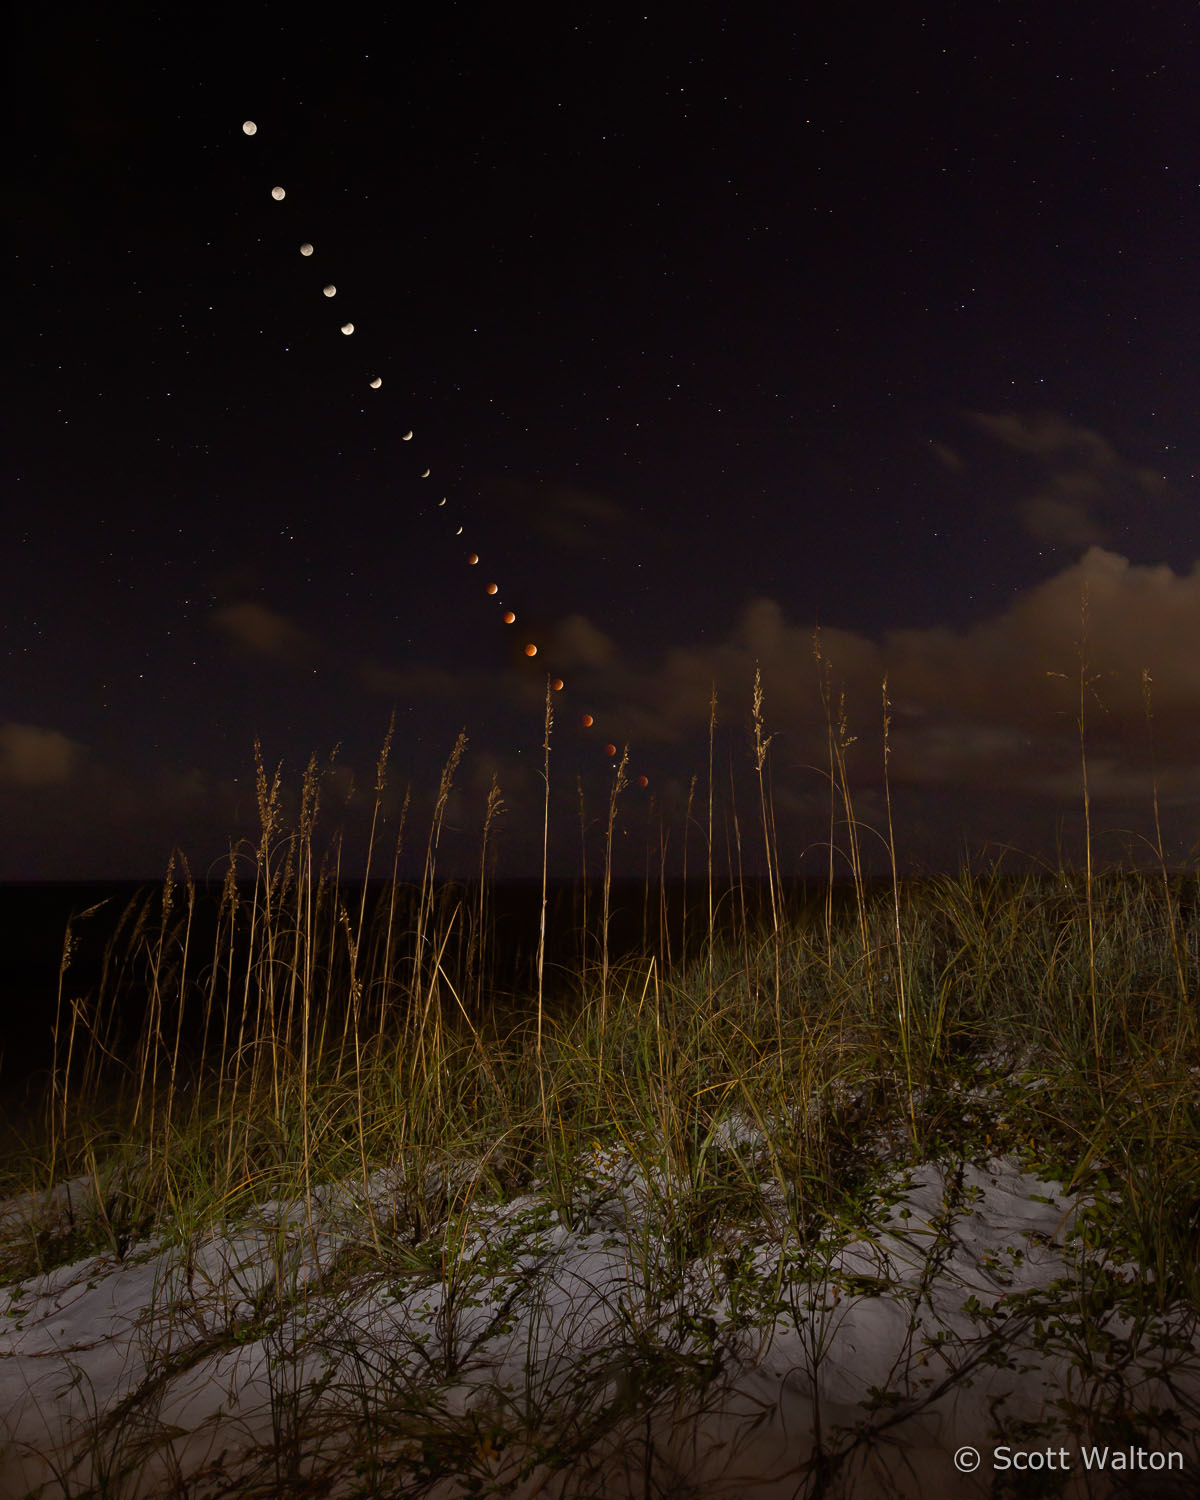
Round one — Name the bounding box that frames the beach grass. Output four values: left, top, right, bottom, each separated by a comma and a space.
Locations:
2, 671, 1199, 1497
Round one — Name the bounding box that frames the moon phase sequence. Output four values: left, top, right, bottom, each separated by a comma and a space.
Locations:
241, 120, 644, 786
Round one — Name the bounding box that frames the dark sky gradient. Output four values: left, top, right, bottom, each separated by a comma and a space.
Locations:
8, 4, 1199, 881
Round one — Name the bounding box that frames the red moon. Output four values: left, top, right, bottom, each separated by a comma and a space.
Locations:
525, 643, 537, 657
503, 610, 516, 624
581, 714, 594, 727
486, 582, 498, 595
604, 743, 616, 757
467, 553, 479, 565
637, 775, 649, 788
551, 677, 564, 691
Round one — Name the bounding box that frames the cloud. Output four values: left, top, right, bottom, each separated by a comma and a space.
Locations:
544, 547, 1200, 830
0, 744, 243, 880
928, 440, 964, 473
0, 722, 87, 787
861, 546, 1200, 801
971, 411, 1169, 550
9, 544, 1200, 881
971, 411, 1120, 465
536, 487, 627, 549
552, 614, 617, 670
895, 546, 1200, 719
343, 534, 1200, 842
211, 602, 320, 665
1016, 475, 1109, 548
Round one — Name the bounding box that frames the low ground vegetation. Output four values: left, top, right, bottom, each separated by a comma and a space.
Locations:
2, 690, 1198, 1496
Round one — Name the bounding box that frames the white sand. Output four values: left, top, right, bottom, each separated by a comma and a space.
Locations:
2, 1150, 1197, 1497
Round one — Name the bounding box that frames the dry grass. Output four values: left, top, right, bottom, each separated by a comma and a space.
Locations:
4, 658, 1199, 1495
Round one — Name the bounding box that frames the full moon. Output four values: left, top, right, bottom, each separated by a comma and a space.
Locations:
271, 186, 286, 201
242, 121, 257, 136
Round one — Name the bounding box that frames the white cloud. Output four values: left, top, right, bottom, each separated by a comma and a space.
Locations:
971, 410, 1169, 550
0, 722, 86, 787
211, 602, 319, 664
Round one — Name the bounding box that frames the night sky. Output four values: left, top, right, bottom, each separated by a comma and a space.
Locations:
8, 4, 1199, 882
